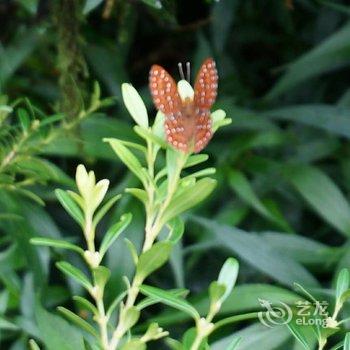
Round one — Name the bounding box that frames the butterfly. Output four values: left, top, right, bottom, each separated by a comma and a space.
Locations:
149, 58, 218, 153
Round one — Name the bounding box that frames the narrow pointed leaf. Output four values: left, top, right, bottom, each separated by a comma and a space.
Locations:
344, 333, 350, 350
285, 165, 350, 237
136, 242, 172, 281
140, 285, 200, 320
55, 189, 84, 226
336, 269, 349, 302
162, 178, 216, 224
121, 83, 148, 128
73, 296, 98, 315
30, 237, 84, 255
93, 194, 121, 227
56, 262, 92, 291
218, 258, 239, 303
57, 306, 98, 337
104, 138, 146, 183
100, 213, 132, 257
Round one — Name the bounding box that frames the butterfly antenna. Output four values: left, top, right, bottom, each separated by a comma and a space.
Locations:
178, 62, 185, 80
186, 61, 191, 82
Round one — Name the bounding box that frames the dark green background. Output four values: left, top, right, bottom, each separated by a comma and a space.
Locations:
1, 0, 350, 349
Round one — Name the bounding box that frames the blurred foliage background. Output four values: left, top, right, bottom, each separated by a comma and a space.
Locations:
3, 0, 350, 348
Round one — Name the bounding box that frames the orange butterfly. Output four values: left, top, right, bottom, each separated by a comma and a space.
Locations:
149, 58, 218, 153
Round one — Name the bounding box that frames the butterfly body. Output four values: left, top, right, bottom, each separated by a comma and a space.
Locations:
149, 58, 218, 153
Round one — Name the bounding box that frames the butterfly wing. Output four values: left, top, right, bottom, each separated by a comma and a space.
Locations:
193, 58, 218, 109
149, 65, 189, 152
194, 109, 212, 153
193, 58, 218, 153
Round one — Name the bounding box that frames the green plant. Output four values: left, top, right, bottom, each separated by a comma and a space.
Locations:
0, 83, 112, 205
30, 81, 252, 349
285, 269, 350, 350
5, 1, 350, 349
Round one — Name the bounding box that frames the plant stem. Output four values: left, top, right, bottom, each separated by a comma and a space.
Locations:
109, 150, 187, 349
190, 334, 203, 350
0, 121, 39, 172
84, 211, 109, 349
95, 288, 109, 349
143, 152, 187, 251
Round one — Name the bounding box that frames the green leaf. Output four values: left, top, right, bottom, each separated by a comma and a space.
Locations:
209, 281, 226, 305
30, 237, 84, 255
285, 165, 350, 237
40, 113, 64, 126
57, 306, 98, 337
134, 125, 167, 148
125, 188, 148, 204
184, 154, 209, 168
55, 189, 84, 227
162, 178, 217, 224
104, 138, 146, 184
120, 306, 140, 332
262, 232, 334, 265
182, 328, 199, 350
56, 261, 92, 291
211, 0, 238, 54
93, 266, 110, 291
152, 284, 304, 327
137, 288, 188, 310
212, 323, 291, 350
0, 28, 42, 87
193, 217, 318, 287
18, 108, 30, 131
263, 104, 350, 140
185, 168, 216, 180
140, 284, 200, 320
152, 110, 165, 138
336, 269, 349, 302
217, 258, 239, 303
229, 170, 291, 232
36, 305, 85, 350
93, 194, 121, 228
167, 217, 185, 243
227, 337, 242, 350
83, 0, 104, 15
106, 291, 127, 319
124, 238, 139, 265
118, 140, 147, 153
212, 109, 231, 132
344, 333, 350, 350
29, 339, 41, 350
99, 213, 132, 257
0, 316, 19, 330
165, 338, 182, 350
16, 188, 45, 205
121, 339, 146, 350
121, 83, 148, 128
340, 289, 350, 305
166, 148, 183, 186
136, 242, 172, 282
140, 0, 162, 9
73, 296, 98, 315
265, 22, 350, 100
287, 321, 311, 350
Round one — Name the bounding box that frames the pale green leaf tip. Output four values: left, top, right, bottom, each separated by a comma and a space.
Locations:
177, 80, 194, 101
121, 83, 149, 128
